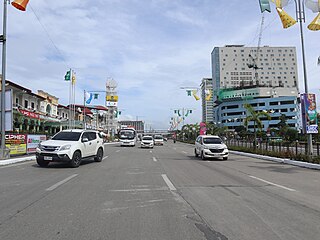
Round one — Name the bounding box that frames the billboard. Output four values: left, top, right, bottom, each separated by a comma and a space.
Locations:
106, 95, 118, 102
27, 135, 46, 153
5, 134, 27, 155
301, 93, 318, 134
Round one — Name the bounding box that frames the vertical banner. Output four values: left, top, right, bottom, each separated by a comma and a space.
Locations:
301, 93, 318, 134
199, 122, 207, 135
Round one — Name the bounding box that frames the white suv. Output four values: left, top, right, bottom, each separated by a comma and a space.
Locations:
195, 135, 228, 160
36, 129, 104, 168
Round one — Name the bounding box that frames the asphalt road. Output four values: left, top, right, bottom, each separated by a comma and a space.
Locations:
0, 141, 320, 240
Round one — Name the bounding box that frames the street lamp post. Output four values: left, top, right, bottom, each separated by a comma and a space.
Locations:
0, 0, 29, 159
293, 0, 313, 156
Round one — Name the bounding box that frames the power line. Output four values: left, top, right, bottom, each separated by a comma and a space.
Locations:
29, 5, 70, 68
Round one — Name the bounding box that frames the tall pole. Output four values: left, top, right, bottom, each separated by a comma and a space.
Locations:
83, 90, 86, 129
296, 0, 313, 156
0, 0, 8, 159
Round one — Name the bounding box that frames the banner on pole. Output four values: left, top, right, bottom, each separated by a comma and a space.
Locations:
301, 93, 318, 134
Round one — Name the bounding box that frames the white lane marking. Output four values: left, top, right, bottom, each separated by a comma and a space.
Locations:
46, 174, 78, 191
150, 150, 153, 153
103, 155, 109, 160
249, 175, 296, 192
153, 157, 157, 162
116, 150, 120, 153
161, 174, 177, 191
182, 151, 188, 154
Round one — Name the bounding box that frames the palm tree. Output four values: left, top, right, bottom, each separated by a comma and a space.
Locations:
244, 104, 271, 148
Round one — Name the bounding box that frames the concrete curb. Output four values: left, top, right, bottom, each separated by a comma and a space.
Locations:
0, 155, 36, 166
230, 150, 320, 170
0, 142, 120, 166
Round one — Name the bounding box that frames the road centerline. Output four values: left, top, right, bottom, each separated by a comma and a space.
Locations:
46, 174, 78, 191
161, 174, 177, 191
153, 157, 157, 162
249, 175, 296, 192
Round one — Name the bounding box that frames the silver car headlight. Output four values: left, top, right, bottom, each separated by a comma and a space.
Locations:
60, 145, 71, 151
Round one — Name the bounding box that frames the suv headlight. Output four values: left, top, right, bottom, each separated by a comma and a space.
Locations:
37, 143, 44, 151
60, 145, 71, 151
203, 145, 209, 149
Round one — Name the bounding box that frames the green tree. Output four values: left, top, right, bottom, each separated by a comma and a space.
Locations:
244, 104, 271, 148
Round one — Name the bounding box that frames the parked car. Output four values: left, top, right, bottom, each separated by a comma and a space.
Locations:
141, 136, 154, 148
153, 135, 164, 145
194, 135, 228, 160
36, 129, 104, 168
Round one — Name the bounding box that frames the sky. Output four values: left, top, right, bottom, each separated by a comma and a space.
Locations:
2, 0, 320, 129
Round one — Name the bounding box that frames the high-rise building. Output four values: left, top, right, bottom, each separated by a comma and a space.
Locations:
211, 45, 300, 131
200, 78, 214, 123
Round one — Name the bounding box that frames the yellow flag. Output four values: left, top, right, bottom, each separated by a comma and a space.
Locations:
72, 72, 76, 85
192, 90, 200, 101
205, 90, 212, 101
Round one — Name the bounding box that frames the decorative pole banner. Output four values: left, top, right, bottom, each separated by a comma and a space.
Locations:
192, 90, 200, 100
271, 0, 289, 8
205, 89, 212, 101
259, 0, 271, 13
64, 70, 71, 81
305, 0, 320, 13
276, 7, 297, 29
186, 90, 192, 96
301, 93, 318, 134
199, 122, 206, 135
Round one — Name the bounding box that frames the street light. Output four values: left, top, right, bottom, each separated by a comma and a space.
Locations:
0, 0, 29, 159
260, 0, 320, 156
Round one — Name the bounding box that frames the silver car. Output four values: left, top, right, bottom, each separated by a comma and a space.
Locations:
194, 135, 228, 160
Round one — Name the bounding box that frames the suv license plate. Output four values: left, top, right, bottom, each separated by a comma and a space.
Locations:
44, 156, 52, 161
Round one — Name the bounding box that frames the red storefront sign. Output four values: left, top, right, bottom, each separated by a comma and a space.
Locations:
18, 109, 40, 119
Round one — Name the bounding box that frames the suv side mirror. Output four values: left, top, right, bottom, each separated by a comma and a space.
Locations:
82, 137, 89, 143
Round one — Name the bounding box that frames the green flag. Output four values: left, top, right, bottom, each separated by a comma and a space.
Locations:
94, 93, 99, 99
64, 70, 71, 81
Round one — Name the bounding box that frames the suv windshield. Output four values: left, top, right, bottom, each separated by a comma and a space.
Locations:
143, 137, 153, 141
52, 132, 81, 141
154, 136, 163, 139
203, 138, 222, 144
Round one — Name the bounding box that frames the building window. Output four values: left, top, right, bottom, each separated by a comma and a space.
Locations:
31, 102, 35, 109
15, 98, 19, 105
24, 100, 28, 108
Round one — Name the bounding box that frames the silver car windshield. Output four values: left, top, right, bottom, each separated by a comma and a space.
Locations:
203, 138, 222, 144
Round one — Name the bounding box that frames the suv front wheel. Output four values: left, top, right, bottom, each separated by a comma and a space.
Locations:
94, 148, 103, 162
70, 151, 82, 168
37, 158, 49, 167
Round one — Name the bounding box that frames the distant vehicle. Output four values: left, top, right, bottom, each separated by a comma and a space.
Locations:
118, 127, 136, 146
154, 135, 164, 145
194, 135, 228, 160
141, 136, 154, 148
36, 129, 104, 168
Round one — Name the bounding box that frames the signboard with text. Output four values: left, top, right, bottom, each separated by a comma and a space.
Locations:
5, 134, 27, 155
27, 135, 46, 153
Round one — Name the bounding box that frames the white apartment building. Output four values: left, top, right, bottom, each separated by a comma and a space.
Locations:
210, 45, 300, 131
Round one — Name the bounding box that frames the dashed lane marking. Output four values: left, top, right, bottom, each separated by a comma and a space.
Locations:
46, 174, 78, 191
161, 174, 177, 191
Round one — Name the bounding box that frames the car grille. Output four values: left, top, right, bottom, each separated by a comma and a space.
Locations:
209, 149, 224, 153
42, 146, 60, 152
143, 142, 150, 144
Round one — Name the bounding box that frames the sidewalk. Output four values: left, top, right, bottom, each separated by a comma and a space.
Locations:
0, 142, 120, 166
0, 155, 36, 166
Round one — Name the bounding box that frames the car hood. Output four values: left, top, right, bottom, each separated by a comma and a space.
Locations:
41, 140, 77, 147
204, 143, 227, 149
